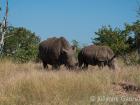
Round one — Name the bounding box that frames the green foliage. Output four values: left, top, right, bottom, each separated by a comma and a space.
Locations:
124, 51, 140, 65
92, 25, 130, 55
3, 26, 40, 63
125, 20, 140, 49
71, 40, 81, 57
125, 21, 140, 64
125, 20, 140, 32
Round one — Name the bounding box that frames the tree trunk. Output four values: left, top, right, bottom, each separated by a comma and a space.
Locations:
0, 19, 6, 54
0, 0, 8, 54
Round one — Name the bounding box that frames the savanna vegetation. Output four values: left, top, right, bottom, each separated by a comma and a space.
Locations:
0, 0, 140, 105
1, 10, 140, 64
0, 60, 140, 105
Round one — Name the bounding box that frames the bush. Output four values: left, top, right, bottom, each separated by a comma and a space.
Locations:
92, 25, 130, 55
122, 51, 140, 65
3, 26, 40, 63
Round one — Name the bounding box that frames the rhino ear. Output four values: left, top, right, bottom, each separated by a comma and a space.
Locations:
62, 48, 69, 53
71, 46, 76, 52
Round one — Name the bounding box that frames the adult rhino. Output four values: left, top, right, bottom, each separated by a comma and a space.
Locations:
78, 45, 116, 70
38, 37, 77, 69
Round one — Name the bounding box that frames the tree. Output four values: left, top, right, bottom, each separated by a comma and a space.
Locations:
0, 0, 8, 55
92, 25, 130, 55
3, 26, 40, 63
125, 21, 140, 57
71, 40, 81, 57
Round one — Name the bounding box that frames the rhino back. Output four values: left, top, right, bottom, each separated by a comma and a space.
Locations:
80, 45, 114, 61
94, 46, 114, 61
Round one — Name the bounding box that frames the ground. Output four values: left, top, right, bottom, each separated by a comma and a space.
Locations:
0, 59, 140, 105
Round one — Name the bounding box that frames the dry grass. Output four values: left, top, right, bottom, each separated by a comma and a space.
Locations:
0, 59, 140, 105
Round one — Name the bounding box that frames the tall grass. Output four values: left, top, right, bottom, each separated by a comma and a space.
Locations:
0, 60, 140, 105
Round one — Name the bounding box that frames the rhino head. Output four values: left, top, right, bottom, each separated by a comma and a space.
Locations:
63, 46, 77, 69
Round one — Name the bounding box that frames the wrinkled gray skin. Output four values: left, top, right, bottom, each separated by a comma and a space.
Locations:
78, 45, 116, 70
38, 37, 77, 69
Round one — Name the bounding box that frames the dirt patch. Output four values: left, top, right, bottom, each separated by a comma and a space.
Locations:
112, 82, 140, 99
118, 82, 140, 92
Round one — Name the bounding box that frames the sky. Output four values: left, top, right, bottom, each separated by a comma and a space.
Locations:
2, 0, 139, 45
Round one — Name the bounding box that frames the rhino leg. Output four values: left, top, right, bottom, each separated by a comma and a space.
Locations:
78, 61, 83, 69
78, 55, 84, 69
42, 61, 48, 69
52, 64, 60, 70
98, 61, 104, 69
82, 63, 88, 69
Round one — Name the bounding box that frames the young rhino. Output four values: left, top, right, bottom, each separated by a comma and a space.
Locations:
78, 45, 116, 70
